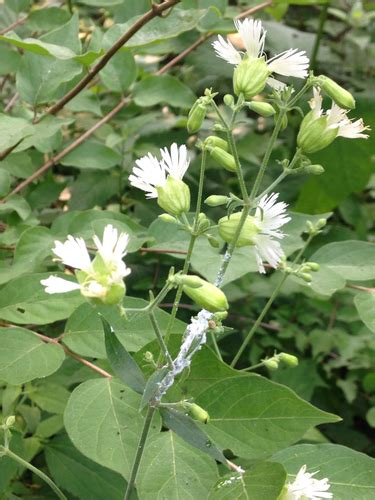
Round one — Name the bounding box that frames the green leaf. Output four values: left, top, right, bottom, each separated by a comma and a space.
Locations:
140, 367, 170, 409
27, 7, 71, 31
161, 407, 226, 464
35, 415, 64, 438
103, 7, 207, 49
311, 241, 375, 281
64, 378, 161, 477
60, 140, 121, 169
0, 45, 21, 75
272, 443, 375, 499
100, 51, 137, 92
0, 327, 65, 384
102, 316, 146, 394
354, 293, 375, 332
0, 194, 31, 220
0, 170, 11, 197
195, 376, 340, 459
133, 75, 196, 109
46, 435, 127, 500
209, 462, 287, 500
0, 114, 33, 151
137, 431, 219, 499
0, 272, 84, 324
64, 298, 185, 358
30, 383, 70, 414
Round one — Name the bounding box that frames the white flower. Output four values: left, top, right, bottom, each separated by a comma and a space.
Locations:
129, 143, 190, 199
310, 87, 370, 139
212, 18, 309, 89
252, 193, 291, 273
285, 464, 333, 499
41, 224, 131, 301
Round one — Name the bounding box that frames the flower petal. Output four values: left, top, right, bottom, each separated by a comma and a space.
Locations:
267, 48, 309, 78
129, 152, 167, 198
212, 35, 242, 65
52, 236, 92, 271
41, 276, 81, 294
160, 143, 190, 180
234, 18, 266, 59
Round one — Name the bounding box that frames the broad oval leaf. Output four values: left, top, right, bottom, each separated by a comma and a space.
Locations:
195, 376, 340, 459
0, 327, 65, 384
133, 75, 196, 109
64, 378, 161, 478
272, 443, 375, 499
354, 293, 375, 332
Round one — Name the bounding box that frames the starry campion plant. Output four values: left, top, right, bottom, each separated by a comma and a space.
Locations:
3, 12, 371, 500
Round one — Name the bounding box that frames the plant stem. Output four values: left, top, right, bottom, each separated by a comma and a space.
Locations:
226, 128, 249, 202
149, 311, 174, 368
310, 1, 330, 72
240, 361, 265, 371
210, 330, 223, 360
0, 446, 67, 499
163, 148, 208, 348
230, 233, 315, 368
249, 108, 287, 202
123, 406, 155, 500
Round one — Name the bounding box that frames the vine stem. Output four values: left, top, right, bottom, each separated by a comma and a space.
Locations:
0, 446, 67, 499
230, 233, 315, 368
310, 1, 330, 72
149, 310, 174, 368
123, 406, 155, 500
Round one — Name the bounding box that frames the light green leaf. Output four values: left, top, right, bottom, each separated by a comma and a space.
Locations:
0, 195, 31, 220
64, 298, 186, 358
137, 431, 219, 499
209, 462, 287, 500
354, 293, 375, 332
46, 435, 127, 500
272, 443, 375, 499
311, 241, 375, 281
0, 327, 65, 384
103, 8, 207, 49
0, 272, 85, 324
35, 415, 64, 438
0, 114, 33, 151
30, 383, 70, 414
133, 75, 196, 109
64, 378, 161, 477
100, 51, 137, 92
60, 140, 121, 169
195, 376, 340, 459
0, 170, 11, 197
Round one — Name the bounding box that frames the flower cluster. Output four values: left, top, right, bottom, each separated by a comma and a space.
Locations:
213, 18, 309, 91
282, 464, 333, 500
41, 224, 130, 305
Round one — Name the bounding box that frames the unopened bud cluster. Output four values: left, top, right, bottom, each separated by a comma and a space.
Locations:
263, 352, 299, 370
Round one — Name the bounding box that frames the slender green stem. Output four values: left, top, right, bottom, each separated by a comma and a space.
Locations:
289, 80, 313, 108
163, 148, 208, 349
249, 108, 287, 202
210, 100, 229, 129
149, 310, 174, 368
210, 330, 223, 360
230, 233, 315, 368
123, 407, 155, 500
240, 361, 265, 372
0, 446, 67, 499
310, 1, 330, 72
226, 129, 249, 202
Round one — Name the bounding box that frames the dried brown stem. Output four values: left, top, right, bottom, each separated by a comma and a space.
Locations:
0, 16, 28, 35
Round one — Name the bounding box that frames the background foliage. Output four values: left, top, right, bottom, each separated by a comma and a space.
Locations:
0, 0, 374, 498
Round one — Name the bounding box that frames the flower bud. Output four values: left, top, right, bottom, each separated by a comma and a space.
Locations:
205, 195, 229, 207
263, 358, 279, 370
300, 273, 312, 283
173, 274, 203, 288
304, 164, 325, 175
218, 212, 259, 248
197, 213, 211, 232
157, 176, 190, 216
158, 213, 178, 224
207, 234, 220, 248
204, 136, 229, 151
248, 101, 276, 117
223, 94, 235, 107
316, 218, 327, 229
144, 351, 154, 363
320, 76, 355, 109
187, 103, 206, 133
279, 352, 299, 367
297, 112, 338, 154
183, 277, 228, 312
214, 311, 228, 321
233, 57, 270, 99
210, 147, 237, 172
5, 416, 16, 428
182, 402, 210, 424
305, 262, 320, 272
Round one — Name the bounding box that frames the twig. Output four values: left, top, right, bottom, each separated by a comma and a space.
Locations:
3, 97, 129, 199
4, 92, 19, 113
45, 0, 180, 116
33, 331, 112, 378
140, 247, 188, 255
0, 16, 28, 35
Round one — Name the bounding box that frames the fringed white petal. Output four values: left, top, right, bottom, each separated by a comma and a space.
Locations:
160, 143, 190, 180
212, 35, 242, 65
40, 276, 81, 294
52, 236, 92, 271
255, 193, 291, 234
253, 235, 284, 274
286, 464, 333, 499
267, 48, 309, 78
234, 18, 266, 59
266, 77, 287, 91
129, 152, 167, 198
337, 117, 370, 139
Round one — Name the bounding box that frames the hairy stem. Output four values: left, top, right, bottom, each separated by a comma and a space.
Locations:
150, 310, 174, 368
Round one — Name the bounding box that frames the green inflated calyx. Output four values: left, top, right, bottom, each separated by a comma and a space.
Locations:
297, 112, 338, 154
233, 57, 270, 99
219, 211, 260, 248
182, 277, 228, 312
320, 75, 355, 109
209, 147, 237, 172
157, 176, 190, 216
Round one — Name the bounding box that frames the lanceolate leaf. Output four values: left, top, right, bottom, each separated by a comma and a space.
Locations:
102, 316, 146, 394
